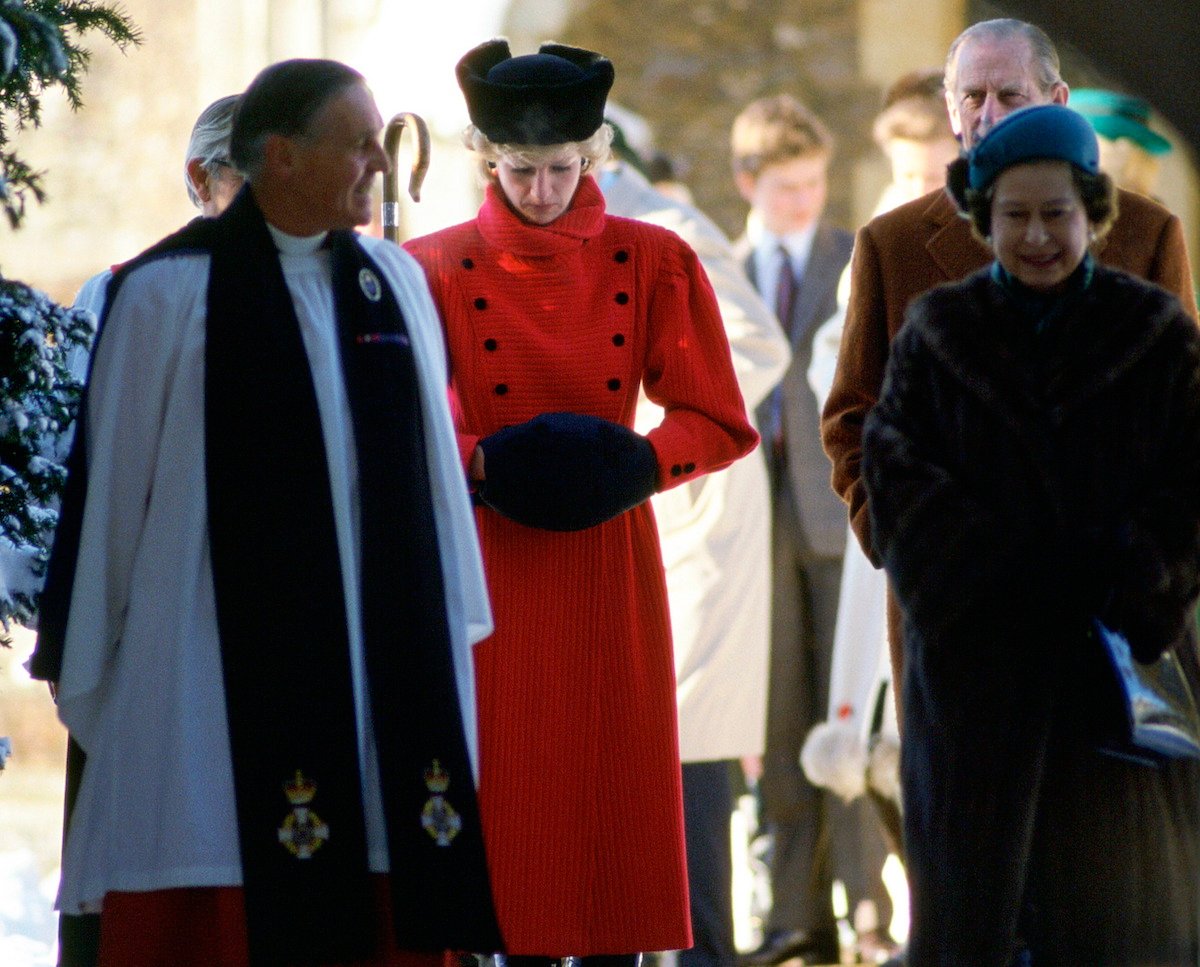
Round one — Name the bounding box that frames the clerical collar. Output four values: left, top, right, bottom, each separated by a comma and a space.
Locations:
266, 222, 328, 256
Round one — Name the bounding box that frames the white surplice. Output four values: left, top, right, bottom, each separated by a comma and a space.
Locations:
53, 230, 492, 914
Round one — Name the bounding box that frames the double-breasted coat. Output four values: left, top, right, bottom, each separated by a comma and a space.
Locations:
863, 264, 1200, 966
405, 175, 758, 955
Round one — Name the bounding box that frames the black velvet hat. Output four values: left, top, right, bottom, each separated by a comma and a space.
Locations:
456, 39, 615, 145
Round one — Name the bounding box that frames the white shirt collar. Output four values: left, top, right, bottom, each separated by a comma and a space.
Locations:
747, 216, 819, 281
746, 215, 820, 311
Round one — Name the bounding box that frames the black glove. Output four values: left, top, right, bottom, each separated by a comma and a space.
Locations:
477, 412, 658, 531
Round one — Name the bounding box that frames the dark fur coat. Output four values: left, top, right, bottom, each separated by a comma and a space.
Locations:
863, 263, 1200, 966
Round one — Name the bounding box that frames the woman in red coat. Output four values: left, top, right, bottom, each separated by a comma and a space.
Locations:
405, 39, 758, 967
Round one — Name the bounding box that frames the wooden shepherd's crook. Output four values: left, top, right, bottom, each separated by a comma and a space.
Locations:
382, 112, 431, 243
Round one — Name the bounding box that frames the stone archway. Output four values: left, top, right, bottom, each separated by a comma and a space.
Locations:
992, 0, 1200, 158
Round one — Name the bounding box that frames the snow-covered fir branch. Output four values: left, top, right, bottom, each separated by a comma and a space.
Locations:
0, 276, 94, 640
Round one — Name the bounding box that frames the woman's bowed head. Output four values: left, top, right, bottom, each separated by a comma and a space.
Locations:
947, 103, 1118, 293
457, 38, 615, 225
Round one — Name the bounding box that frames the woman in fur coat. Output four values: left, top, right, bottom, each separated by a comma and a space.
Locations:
405, 40, 757, 967
862, 104, 1200, 966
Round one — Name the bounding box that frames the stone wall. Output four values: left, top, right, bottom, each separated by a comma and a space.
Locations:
543, 0, 881, 240
0, 0, 511, 302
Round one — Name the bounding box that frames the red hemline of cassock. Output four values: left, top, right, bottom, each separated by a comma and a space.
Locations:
94, 875, 455, 967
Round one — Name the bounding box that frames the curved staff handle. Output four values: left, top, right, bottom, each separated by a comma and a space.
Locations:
382, 112, 431, 243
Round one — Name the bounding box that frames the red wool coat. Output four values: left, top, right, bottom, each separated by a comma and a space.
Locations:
405, 176, 757, 955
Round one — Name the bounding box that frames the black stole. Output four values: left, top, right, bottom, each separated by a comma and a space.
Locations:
326, 230, 503, 955
35, 188, 501, 964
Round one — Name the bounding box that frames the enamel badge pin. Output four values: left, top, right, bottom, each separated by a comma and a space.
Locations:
277, 770, 330, 859
420, 759, 462, 846
359, 267, 382, 302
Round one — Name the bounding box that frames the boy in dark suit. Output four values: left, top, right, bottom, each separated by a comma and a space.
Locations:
731, 94, 892, 966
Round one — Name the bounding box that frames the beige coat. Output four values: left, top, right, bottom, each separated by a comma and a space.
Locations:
606, 162, 791, 762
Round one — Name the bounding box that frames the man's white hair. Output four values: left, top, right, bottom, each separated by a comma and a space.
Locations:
184, 94, 240, 208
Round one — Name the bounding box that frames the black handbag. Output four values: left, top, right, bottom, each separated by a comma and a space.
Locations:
1093, 617, 1200, 764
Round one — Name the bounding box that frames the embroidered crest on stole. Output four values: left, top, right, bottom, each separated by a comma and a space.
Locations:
420, 759, 462, 846
277, 770, 331, 859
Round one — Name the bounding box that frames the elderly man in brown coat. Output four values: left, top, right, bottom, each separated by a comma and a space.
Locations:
822, 17, 1197, 707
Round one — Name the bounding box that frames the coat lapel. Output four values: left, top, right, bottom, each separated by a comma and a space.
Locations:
738, 245, 757, 297
788, 224, 841, 346
736, 226, 845, 348
923, 190, 991, 282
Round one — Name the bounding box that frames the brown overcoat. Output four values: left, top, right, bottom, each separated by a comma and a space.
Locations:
822, 186, 1197, 694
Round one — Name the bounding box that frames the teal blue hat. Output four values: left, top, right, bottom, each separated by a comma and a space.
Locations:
968, 104, 1100, 190
1070, 88, 1172, 155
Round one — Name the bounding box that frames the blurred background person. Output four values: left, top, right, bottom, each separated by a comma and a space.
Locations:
605, 103, 698, 207
809, 67, 959, 424
405, 40, 758, 967
870, 69, 963, 216
73, 94, 244, 318
1070, 87, 1173, 198
601, 105, 791, 967
729, 93, 890, 967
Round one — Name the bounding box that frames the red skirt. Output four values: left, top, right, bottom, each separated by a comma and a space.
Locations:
96, 876, 452, 967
